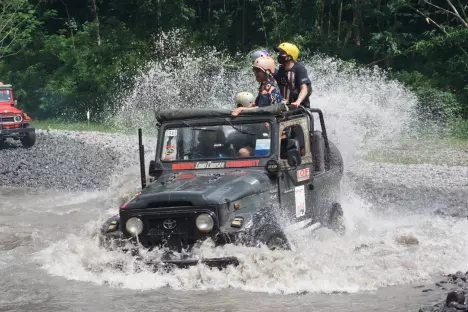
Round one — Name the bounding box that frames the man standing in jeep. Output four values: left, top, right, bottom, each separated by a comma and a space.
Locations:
273, 42, 312, 109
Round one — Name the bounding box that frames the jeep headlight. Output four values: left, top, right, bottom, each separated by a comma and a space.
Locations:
14, 115, 22, 122
126, 217, 143, 235
196, 214, 214, 233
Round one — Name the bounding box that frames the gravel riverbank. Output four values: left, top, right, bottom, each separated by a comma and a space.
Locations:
0, 130, 154, 191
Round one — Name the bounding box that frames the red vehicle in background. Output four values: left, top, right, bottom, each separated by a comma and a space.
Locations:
0, 82, 36, 148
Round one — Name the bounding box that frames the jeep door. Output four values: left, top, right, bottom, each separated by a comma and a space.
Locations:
277, 117, 317, 222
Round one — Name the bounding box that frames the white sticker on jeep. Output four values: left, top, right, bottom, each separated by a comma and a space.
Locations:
166, 129, 177, 137
295, 185, 306, 218
255, 139, 270, 156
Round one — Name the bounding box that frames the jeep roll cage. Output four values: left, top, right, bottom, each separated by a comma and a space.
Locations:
138, 104, 331, 189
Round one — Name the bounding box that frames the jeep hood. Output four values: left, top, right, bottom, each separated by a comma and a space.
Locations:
124, 169, 274, 209
0, 104, 22, 114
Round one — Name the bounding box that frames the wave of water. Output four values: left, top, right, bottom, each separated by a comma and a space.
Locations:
35, 33, 468, 294
35, 190, 468, 294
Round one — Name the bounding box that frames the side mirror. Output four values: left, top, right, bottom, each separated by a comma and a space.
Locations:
13, 100, 17, 107
149, 160, 163, 179
286, 139, 301, 167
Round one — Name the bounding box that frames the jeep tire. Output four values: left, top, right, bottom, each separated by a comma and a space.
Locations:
20, 124, 36, 148
329, 202, 345, 235
328, 141, 344, 174
256, 225, 290, 251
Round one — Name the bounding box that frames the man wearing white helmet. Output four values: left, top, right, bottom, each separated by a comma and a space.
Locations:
232, 56, 282, 116
234, 91, 256, 108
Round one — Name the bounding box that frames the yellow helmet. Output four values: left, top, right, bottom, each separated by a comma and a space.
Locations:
274, 42, 299, 61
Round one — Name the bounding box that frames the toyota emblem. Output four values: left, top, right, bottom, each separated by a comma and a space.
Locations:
163, 219, 177, 230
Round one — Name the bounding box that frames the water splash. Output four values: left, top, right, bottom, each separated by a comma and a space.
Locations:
35, 33, 468, 294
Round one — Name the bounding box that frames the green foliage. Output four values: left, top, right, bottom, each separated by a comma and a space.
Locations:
0, 0, 41, 58
0, 0, 466, 122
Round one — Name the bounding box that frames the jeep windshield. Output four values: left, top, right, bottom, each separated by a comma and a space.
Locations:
161, 121, 272, 161
0, 90, 11, 102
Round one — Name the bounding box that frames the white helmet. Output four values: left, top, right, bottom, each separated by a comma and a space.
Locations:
250, 50, 270, 62
235, 91, 255, 107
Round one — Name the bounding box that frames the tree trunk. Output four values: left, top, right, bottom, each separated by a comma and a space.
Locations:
61, 0, 75, 50
242, 0, 245, 44
337, 0, 343, 45
352, 0, 361, 46
328, 0, 332, 39
208, 0, 212, 43
91, 0, 101, 46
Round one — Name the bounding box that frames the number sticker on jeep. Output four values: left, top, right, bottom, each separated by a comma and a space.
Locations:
166, 129, 177, 137
295, 185, 306, 218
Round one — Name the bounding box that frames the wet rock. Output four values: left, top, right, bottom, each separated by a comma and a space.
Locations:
395, 234, 419, 245
419, 272, 468, 311
447, 302, 467, 310
446, 291, 465, 306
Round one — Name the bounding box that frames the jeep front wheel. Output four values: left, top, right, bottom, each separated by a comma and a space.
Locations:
20, 124, 36, 148
256, 225, 290, 251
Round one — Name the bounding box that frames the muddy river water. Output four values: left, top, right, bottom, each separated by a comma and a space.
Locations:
1, 179, 465, 312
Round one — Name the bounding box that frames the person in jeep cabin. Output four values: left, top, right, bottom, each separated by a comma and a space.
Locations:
231, 56, 282, 117
273, 42, 312, 109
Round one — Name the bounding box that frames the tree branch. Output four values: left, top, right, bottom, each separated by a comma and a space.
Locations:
455, 0, 467, 20
446, 0, 468, 27
409, 5, 468, 54
423, 0, 458, 18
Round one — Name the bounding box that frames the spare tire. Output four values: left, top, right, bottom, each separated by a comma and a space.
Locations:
328, 141, 343, 174
312, 130, 325, 173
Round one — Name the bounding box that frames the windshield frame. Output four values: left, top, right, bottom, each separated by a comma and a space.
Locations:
0, 89, 12, 102
156, 116, 277, 164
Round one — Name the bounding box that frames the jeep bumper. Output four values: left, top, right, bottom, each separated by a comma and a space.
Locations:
0, 127, 35, 138
146, 256, 240, 269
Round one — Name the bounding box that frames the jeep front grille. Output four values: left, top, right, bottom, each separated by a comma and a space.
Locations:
0, 116, 14, 123
147, 217, 191, 236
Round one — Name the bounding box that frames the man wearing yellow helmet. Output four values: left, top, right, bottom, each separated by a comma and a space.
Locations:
273, 42, 312, 108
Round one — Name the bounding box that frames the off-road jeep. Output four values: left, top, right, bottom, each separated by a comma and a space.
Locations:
100, 104, 344, 268
0, 82, 36, 148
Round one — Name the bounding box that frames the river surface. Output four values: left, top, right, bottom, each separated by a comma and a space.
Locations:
1, 182, 464, 312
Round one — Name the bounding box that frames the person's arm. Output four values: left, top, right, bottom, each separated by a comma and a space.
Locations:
231, 106, 256, 116
290, 65, 311, 108
290, 84, 308, 108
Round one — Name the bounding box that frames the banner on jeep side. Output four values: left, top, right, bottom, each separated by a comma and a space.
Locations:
171, 160, 260, 170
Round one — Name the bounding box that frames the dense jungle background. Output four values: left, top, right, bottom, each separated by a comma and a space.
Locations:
1, 0, 467, 127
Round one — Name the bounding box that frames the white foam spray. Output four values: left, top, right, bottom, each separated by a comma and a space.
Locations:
36, 32, 468, 294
